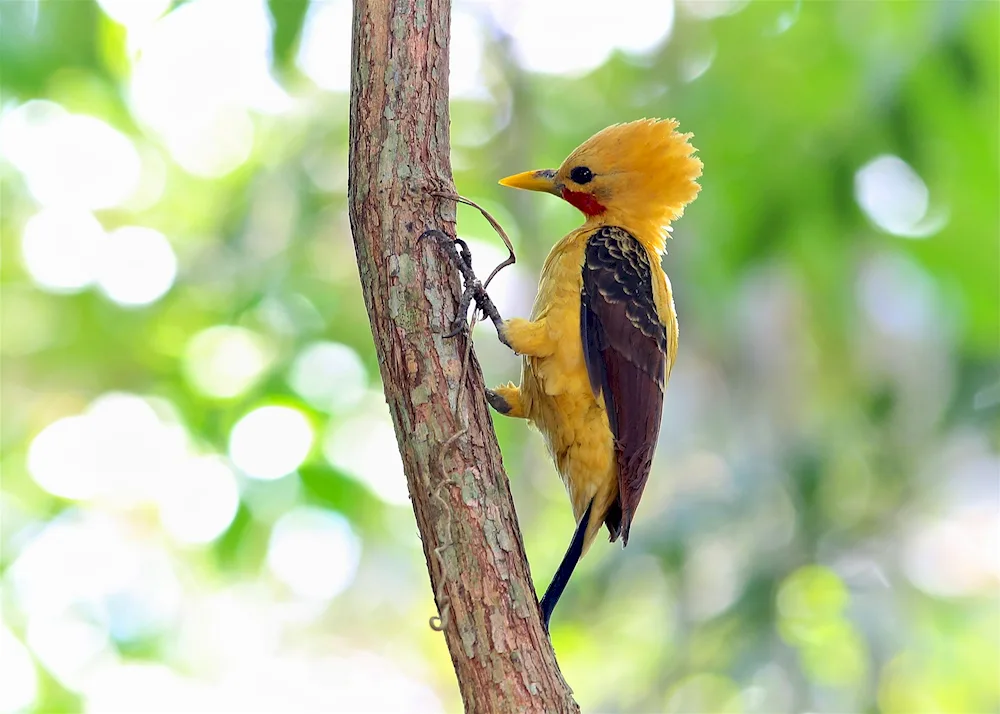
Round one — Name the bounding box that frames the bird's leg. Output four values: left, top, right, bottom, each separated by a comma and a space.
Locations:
539, 499, 594, 632
419, 229, 510, 348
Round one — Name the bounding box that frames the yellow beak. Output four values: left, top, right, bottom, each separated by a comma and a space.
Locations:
498, 169, 560, 195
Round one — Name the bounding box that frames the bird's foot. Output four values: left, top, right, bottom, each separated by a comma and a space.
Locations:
485, 388, 512, 415
419, 229, 510, 347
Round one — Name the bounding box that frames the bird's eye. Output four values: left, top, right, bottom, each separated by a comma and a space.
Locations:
570, 166, 594, 185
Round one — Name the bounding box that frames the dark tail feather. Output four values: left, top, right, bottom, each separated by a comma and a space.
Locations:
539, 499, 594, 631
604, 496, 622, 542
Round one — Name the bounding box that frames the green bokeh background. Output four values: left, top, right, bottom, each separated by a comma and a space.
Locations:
2, 1, 998, 712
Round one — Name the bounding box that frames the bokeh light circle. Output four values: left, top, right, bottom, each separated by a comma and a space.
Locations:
229, 406, 314, 480
159, 456, 241, 545
266, 507, 361, 601
0, 101, 140, 209
96, 226, 177, 307
183, 326, 272, 399
21, 208, 104, 293
288, 341, 367, 413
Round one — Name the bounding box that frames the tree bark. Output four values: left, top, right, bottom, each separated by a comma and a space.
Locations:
348, 1, 578, 712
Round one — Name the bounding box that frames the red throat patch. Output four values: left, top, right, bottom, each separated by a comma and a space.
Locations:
561, 187, 606, 217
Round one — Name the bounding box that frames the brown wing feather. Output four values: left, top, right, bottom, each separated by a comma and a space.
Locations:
581, 226, 667, 545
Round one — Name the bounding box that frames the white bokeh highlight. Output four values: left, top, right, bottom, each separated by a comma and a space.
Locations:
489, 0, 675, 75
129, 0, 289, 177
855, 154, 947, 238
158, 456, 241, 546
21, 212, 176, 306
298, 0, 675, 91
27, 415, 103, 500
24, 392, 241, 545
0, 100, 140, 209
903, 447, 1000, 599
25, 613, 116, 692
96, 0, 172, 31
266, 507, 361, 601
96, 226, 177, 307
20, 208, 105, 293
229, 406, 314, 480
904, 514, 1000, 598
288, 341, 368, 413
183, 325, 272, 399
9, 510, 182, 689
27, 393, 187, 504
450, 8, 488, 98
80, 652, 441, 713
323, 410, 410, 506
297, 0, 352, 93
0, 627, 38, 714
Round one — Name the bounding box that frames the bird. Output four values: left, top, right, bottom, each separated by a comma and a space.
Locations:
429, 118, 702, 630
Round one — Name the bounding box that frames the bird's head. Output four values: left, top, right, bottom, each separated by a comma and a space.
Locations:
499, 118, 702, 254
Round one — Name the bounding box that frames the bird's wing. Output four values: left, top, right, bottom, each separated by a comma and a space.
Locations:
580, 226, 667, 545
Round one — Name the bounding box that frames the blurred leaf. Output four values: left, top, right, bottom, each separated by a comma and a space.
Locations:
267, 0, 309, 73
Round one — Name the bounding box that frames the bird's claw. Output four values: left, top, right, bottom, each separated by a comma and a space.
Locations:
419, 229, 510, 347
485, 388, 512, 415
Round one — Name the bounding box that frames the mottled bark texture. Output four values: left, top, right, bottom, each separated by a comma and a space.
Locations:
347, 1, 578, 712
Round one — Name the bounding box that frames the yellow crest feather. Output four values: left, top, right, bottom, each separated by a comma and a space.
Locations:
560, 118, 703, 253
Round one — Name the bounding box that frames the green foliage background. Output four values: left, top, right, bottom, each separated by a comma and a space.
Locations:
1, 1, 998, 712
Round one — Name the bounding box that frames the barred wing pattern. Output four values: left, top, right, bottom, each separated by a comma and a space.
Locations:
580, 226, 667, 545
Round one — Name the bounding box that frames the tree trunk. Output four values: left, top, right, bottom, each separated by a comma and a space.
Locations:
347, 1, 579, 712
